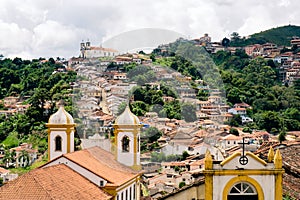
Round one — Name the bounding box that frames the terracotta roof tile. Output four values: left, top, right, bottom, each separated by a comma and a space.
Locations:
255, 142, 300, 199
0, 164, 112, 200
63, 146, 140, 187
0, 167, 10, 174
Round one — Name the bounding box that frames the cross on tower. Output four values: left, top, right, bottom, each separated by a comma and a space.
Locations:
238, 137, 249, 165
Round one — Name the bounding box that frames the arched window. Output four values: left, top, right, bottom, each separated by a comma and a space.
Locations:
122, 136, 130, 152
55, 136, 62, 151
228, 182, 258, 200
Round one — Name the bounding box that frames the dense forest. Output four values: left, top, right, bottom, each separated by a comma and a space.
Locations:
0, 57, 76, 152
229, 25, 300, 47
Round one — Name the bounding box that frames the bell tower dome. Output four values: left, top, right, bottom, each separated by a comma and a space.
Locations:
46, 101, 76, 161
113, 106, 142, 170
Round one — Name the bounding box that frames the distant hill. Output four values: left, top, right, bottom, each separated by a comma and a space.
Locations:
230, 25, 300, 47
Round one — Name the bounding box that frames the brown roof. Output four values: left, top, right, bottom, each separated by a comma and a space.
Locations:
162, 162, 186, 167
222, 134, 242, 141
0, 167, 10, 174
256, 142, 300, 199
63, 147, 140, 187
0, 164, 112, 200
190, 159, 205, 166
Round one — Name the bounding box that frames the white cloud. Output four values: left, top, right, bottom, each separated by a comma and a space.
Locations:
0, 20, 32, 55
1, 0, 300, 59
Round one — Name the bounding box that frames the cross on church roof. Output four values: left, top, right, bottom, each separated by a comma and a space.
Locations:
238, 137, 249, 165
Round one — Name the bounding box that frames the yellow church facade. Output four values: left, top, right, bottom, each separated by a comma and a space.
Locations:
204, 147, 284, 200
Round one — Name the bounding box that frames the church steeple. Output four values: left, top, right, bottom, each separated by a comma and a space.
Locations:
46, 101, 76, 161
113, 106, 142, 170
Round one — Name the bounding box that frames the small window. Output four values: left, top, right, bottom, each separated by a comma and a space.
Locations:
100, 180, 104, 187
55, 136, 62, 151
227, 141, 230, 144
122, 136, 130, 152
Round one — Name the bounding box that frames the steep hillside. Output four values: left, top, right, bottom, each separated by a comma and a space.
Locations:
230, 25, 300, 47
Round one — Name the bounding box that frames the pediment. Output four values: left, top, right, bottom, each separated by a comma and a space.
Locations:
220, 152, 267, 169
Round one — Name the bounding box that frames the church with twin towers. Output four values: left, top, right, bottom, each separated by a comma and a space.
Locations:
1, 101, 284, 200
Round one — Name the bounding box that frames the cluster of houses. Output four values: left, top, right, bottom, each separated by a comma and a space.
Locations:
0, 96, 30, 117
242, 37, 300, 85
0, 143, 38, 183
1, 38, 300, 198
193, 34, 300, 85
69, 46, 289, 198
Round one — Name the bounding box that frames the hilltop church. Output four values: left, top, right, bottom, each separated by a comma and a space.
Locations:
1, 103, 142, 200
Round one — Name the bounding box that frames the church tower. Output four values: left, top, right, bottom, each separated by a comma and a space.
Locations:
113, 106, 142, 170
46, 101, 76, 161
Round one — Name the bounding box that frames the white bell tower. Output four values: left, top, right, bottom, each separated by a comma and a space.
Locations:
113, 106, 142, 170
46, 101, 76, 161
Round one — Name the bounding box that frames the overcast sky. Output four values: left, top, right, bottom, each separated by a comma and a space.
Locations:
0, 0, 299, 59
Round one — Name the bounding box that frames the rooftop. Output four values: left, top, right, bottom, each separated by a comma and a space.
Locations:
0, 164, 112, 200
63, 146, 140, 187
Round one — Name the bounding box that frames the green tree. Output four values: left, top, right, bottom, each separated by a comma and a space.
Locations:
181, 151, 190, 160
141, 127, 162, 143
181, 103, 197, 122
221, 37, 230, 48
131, 101, 148, 116
197, 89, 209, 101
229, 128, 239, 136
254, 111, 281, 132
229, 114, 242, 127
179, 181, 186, 188
278, 131, 286, 143
117, 102, 127, 116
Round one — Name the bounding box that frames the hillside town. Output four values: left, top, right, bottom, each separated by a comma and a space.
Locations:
1, 32, 300, 200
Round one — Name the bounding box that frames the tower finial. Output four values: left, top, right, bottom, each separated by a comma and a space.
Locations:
205, 150, 213, 170
274, 149, 282, 169
267, 146, 275, 162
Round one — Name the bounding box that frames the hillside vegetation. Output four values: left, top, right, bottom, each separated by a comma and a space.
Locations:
0, 58, 76, 152
230, 25, 300, 46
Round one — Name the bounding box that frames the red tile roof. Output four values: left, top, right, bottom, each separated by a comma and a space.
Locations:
0, 167, 10, 174
0, 164, 112, 200
63, 146, 140, 187
255, 142, 300, 199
